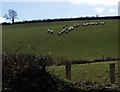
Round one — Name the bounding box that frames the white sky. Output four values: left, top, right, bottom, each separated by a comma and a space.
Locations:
69, 0, 119, 6
2, 0, 119, 5
0, 0, 119, 23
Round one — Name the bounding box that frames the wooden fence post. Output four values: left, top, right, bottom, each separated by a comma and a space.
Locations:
65, 63, 71, 80
109, 63, 115, 84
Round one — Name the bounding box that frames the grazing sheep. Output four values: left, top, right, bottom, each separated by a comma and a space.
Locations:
101, 22, 105, 25
66, 30, 69, 34
58, 32, 61, 35
68, 27, 71, 31
65, 27, 68, 31
83, 23, 87, 26
95, 22, 98, 25
71, 26, 74, 30
61, 30, 64, 33
85, 23, 89, 26
90, 22, 93, 25
68, 26, 74, 31
50, 30, 53, 34
48, 29, 50, 33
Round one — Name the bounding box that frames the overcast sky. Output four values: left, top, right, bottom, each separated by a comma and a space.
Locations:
0, 0, 119, 23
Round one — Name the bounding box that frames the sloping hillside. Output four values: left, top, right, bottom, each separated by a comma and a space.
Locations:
2, 19, 118, 60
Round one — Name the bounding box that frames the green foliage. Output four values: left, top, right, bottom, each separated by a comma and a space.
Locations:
2, 53, 77, 92
2, 54, 120, 92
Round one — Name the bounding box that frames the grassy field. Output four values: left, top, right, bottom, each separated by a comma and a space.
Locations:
49, 62, 119, 84
2, 19, 120, 85
2, 19, 118, 60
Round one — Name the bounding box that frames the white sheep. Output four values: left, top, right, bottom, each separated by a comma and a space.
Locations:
66, 30, 69, 34
50, 30, 53, 34
58, 32, 61, 35
48, 29, 50, 33
68, 26, 74, 31
101, 22, 105, 25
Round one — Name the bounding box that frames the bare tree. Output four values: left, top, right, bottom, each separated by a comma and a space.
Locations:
4, 9, 17, 24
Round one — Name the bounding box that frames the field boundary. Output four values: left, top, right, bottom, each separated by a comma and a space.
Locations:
56, 57, 120, 66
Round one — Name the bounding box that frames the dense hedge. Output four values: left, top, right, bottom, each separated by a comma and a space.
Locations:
2, 53, 76, 92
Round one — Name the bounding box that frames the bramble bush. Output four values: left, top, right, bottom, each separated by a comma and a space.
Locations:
2, 53, 76, 92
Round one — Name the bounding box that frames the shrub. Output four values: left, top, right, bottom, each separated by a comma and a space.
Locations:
2, 53, 76, 92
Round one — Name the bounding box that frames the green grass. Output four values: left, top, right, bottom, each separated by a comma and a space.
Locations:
49, 62, 119, 84
2, 19, 120, 85
2, 19, 118, 60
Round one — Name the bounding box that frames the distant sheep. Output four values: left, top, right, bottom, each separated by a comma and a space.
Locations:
83, 23, 87, 26
58, 32, 62, 35
50, 30, 53, 34
47, 29, 53, 34
48, 29, 50, 33
68, 26, 74, 31
100, 22, 105, 25
65, 30, 69, 34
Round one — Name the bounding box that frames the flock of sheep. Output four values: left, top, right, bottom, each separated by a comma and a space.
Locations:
47, 21, 105, 35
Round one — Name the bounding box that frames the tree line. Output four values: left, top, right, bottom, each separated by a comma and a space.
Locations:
3, 9, 120, 25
